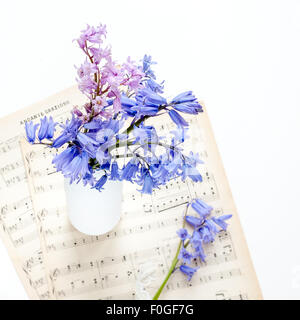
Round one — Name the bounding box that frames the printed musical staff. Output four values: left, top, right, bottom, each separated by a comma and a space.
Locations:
0, 86, 88, 299
16, 87, 262, 300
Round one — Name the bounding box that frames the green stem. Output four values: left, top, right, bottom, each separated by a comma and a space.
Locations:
123, 116, 148, 136
152, 240, 181, 300
152, 203, 190, 300
122, 104, 170, 136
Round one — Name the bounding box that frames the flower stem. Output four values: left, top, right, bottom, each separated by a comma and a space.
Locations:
152, 203, 190, 300
152, 240, 181, 300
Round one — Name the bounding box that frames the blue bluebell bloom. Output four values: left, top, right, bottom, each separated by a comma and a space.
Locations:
142, 55, 156, 79
25, 121, 39, 144
52, 146, 78, 172
186, 215, 203, 228
45, 117, 57, 139
171, 91, 203, 115
145, 78, 164, 94
140, 171, 154, 194
38, 117, 49, 141
52, 115, 82, 148
110, 162, 120, 181
212, 215, 232, 230
176, 228, 190, 241
178, 248, 193, 264
191, 199, 213, 218
93, 174, 108, 191
176, 198, 232, 281
63, 151, 90, 183
121, 158, 139, 182
168, 110, 189, 128
179, 265, 199, 281
193, 242, 206, 262
37, 116, 57, 141
182, 164, 202, 182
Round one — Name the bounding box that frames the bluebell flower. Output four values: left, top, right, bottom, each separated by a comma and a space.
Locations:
171, 91, 202, 115
136, 88, 166, 107
133, 125, 158, 148
37, 116, 57, 141
142, 55, 156, 79
191, 199, 213, 218
132, 87, 167, 117
168, 110, 189, 128
95, 147, 111, 166
79, 139, 98, 158
63, 151, 90, 183
120, 95, 137, 117
52, 115, 82, 148
38, 117, 49, 141
133, 126, 149, 144
83, 119, 103, 131
171, 91, 203, 114
132, 104, 159, 116
172, 91, 196, 104
25, 121, 39, 144
93, 174, 108, 191
179, 265, 199, 281
45, 116, 57, 139
212, 215, 232, 230
181, 164, 202, 182
77, 132, 98, 147
96, 119, 123, 144
173, 103, 201, 115
185, 215, 203, 228
164, 152, 183, 176
82, 168, 96, 187
150, 163, 170, 183
198, 225, 216, 243
145, 78, 164, 94
52, 146, 78, 172
100, 161, 110, 171
171, 128, 189, 144
178, 248, 193, 264
110, 162, 120, 181
121, 158, 139, 182
190, 230, 206, 261
188, 151, 204, 166
140, 171, 154, 194
206, 219, 219, 234
176, 228, 190, 241
190, 230, 202, 248
193, 241, 206, 262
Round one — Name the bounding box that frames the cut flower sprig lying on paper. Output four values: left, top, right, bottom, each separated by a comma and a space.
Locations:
24, 23, 231, 299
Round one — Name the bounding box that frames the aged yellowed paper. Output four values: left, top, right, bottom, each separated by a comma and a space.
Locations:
0, 86, 87, 299
19, 86, 262, 300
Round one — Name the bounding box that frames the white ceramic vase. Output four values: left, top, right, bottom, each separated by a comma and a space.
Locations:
64, 179, 122, 236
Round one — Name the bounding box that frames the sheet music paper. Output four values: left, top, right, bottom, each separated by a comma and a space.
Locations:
0, 87, 87, 299
19, 87, 262, 300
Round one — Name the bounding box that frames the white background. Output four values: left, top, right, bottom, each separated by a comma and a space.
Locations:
0, 0, 299, 300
